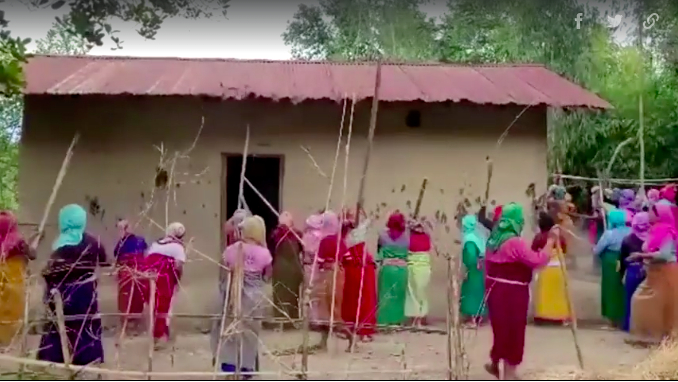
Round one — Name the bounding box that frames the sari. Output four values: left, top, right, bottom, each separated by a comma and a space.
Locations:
532, 212, 570, 324
460, 215, 487, 322
213, 216, 272, 378
38, 204, 107, 365
114, 222, 148, 331
376, 212, 409, 326
405, 221, 431, 321
268, 212, 303, 321
484, 203, 550, 376
141, 222, 186, 343
312, 212, 344, 330
0, 211, 32, 345
341, 219, 377, 336
629, 203, 678, 344
593, 209, 630, 326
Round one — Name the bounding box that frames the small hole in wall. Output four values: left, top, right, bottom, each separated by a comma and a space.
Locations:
405, 109, 421, 128
155, 167, 168, 188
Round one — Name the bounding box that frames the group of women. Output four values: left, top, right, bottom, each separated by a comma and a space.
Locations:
0, 204, 187, 366
592, 184, 678, 345
263, 209, 434, 353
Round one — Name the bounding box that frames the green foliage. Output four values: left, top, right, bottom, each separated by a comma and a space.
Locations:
0, 22, 91, 210
0, 0, 230, 96
283, 0, 678, 181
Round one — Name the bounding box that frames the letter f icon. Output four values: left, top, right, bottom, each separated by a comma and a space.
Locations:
575, 13, 583, 29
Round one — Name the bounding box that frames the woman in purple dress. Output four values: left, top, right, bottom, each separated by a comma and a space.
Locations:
38, 204, 109, 365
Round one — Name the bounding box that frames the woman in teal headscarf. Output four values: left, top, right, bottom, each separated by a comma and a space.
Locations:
593, 208, 630, 328
460, 215, 487, 327
38, 204, 109, 365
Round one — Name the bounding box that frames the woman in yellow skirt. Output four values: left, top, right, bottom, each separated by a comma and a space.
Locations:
0, 211, 36, 346
532, 212, 571, 324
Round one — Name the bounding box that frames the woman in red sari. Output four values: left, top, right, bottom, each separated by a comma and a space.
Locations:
340, 210, 377, 348
143, 222, 186, 349
113, 219, 148, 334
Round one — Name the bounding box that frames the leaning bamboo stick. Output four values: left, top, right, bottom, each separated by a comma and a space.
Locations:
30, 132, 80, 251
555, 231, 584, 369
238, 125, 251, 211
445, 252, 454, 380
412, 178, 428, 219
354, 61, 382, 227
233, 242, 245, 380
51, 290, 72, 373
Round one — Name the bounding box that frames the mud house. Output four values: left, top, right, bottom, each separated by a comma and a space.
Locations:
20, 55, 609, 327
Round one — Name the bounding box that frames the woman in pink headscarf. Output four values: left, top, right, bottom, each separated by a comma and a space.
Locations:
303, 210, 344, 349
627, 203, 678, 345
268, 212, 303, 323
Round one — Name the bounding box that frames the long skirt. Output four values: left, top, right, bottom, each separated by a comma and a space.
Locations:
600, 250, 624, 326
212, 273, 265, 378
313, 266, 344, 329
342, 264, 377, 336
142, 254, 179, 340
629, 263, 678, 344
304, 264, 322, 325
486, 274, 530, 366
533, 260, 570, 323
37, 279, 104, 365
623, 264, 645, 332
0, 257, 25, 345
272, 246, 303, 321
377, 262, 408, 325
116, 255, 145, 327
405, 253, 431, 318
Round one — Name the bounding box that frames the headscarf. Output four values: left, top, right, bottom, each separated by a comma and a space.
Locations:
660, 184, 676, 204
228, 209, 250, 227
631, 211, 650, 241
492, 205, 503, 223
320, 210, 340, 237
241, 216, 266, 246
648, 189, 660, 205
486, 202, 524, 252
645, 204, 678, 252
551, 185, 566, 200
386, 211, 406, 240
461, 214, 485, 255
607, 208, 627, 229
117, 218, 131, 238
302, 213, 324, 255
52, 204, 87, 250
158, 221, 186, 246
278, 211, 293, 227
619, 189, 636, 210
0, 211, 22, 255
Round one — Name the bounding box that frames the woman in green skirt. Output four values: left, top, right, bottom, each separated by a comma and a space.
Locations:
376, 212, 409, 326
593, 208, 631, 327
460, 214, 488, 327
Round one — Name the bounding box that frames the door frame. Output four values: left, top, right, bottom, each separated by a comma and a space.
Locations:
219, 153, 285, 250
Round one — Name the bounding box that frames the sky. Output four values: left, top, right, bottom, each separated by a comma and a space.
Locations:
2, 0, 642, 60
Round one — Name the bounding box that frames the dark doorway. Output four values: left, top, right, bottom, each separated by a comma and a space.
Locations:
225, 155, 282, 236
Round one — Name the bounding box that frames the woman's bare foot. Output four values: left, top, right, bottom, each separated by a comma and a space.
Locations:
154, 337, 169, 350
360, 335, 374, 343
484, 362, 499, 379
504, 364, 519, 380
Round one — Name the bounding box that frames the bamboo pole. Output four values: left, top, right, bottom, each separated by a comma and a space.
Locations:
354, 61, 382, 226
233, 242, 245, 380
51, 290, 72, 375
30, 133, 80, 251
555, 231, 584, 369
413, 178, 428, 218
146, 278, 156, 380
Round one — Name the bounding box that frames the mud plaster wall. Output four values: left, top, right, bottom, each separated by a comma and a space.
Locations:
18, 95, 547, 331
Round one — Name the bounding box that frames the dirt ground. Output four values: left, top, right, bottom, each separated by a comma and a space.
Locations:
13, 324, 648, 380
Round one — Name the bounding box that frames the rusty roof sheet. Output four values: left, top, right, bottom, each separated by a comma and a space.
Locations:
23, 55, 610, 109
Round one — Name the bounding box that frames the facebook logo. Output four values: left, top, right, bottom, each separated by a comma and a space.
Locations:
575, 13, 583, 29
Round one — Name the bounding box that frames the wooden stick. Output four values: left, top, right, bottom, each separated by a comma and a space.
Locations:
325, 97, 348, 207
483, 157, 493, 205
413, 178, 428, 218
212, 269, 231, 379
552, 173, 677, 185
146, 278, 156, 380
238, 125, 251, 210
555, 232, 584, 369
445, 253, 454, 380
51, 290, 72, 374
0, 353, 446, 378
31, 132, 80, 250
354, 61, 382, 226
17, 276, 30, 378
233, 242, 245, 380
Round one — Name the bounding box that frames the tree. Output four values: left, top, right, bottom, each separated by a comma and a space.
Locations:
282, 0, 438, 61
0, 0, 231, 96
0, 21, 91, 209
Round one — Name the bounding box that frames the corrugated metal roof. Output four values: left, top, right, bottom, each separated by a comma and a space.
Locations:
23, 55, 611, 109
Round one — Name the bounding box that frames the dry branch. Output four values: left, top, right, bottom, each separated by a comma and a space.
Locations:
51, 290, 71, 372
146, 278, 156, 380
555, 233, 584, 369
